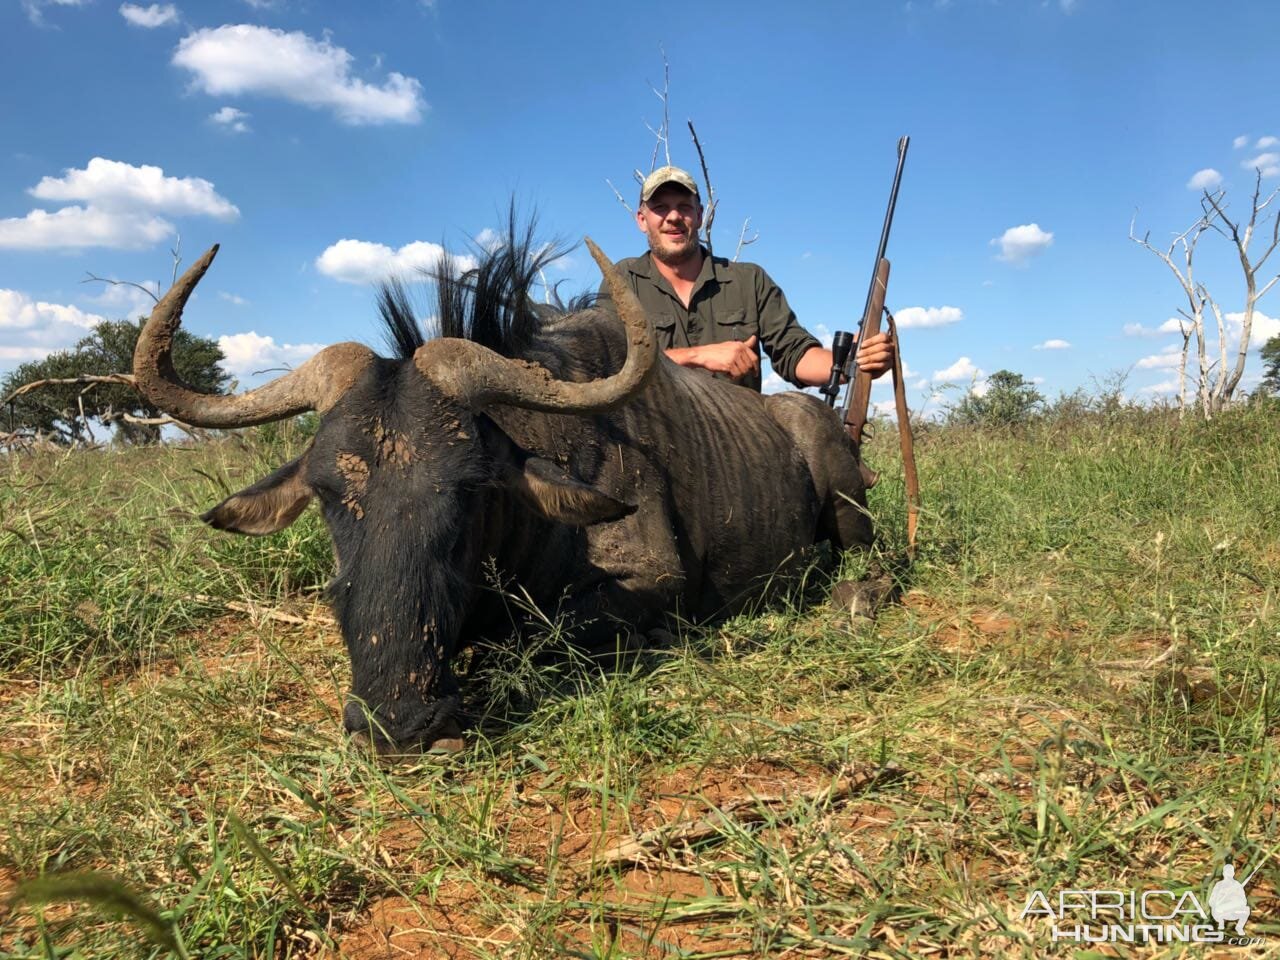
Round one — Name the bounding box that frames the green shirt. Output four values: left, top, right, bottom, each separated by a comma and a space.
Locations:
596, 249, 821, 393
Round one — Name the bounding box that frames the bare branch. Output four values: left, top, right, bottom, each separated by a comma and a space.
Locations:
1200, 284, 1229, 403
1131, 206, 1213, 417
80, 274, 160, 305
646, 46, 671, 171
170, 234, 182, 287
687, 120, 718, 253
733, 218, 759, 262
605, 179, 634, 215
1251, 184, 1280, 275
102, 411, 188, 427
1202, 188, 1238, 242
3, 373, 137, 405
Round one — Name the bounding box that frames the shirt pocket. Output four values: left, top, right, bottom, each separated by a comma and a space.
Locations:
652, 313, 678, 348
716, 308, 752, 342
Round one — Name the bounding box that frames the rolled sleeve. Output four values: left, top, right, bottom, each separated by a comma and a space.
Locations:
754, 267, 820, 387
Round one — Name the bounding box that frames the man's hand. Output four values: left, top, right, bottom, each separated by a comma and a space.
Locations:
666, 335, 760, 381
855, 331, 895, 379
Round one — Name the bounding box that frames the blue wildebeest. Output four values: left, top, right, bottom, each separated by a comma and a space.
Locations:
134, 227, 872, 753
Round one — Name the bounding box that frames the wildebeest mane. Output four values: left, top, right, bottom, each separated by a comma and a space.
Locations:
376, 213, 588, 362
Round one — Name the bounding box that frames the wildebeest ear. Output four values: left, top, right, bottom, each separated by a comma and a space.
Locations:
481, 420, 635, 526
510, 455, 636, 526
201, 456, 314, 536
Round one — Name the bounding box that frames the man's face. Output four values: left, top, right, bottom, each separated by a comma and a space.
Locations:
636, 184, 702, 265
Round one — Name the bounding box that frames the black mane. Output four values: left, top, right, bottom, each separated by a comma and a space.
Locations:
376, 213, 586, 362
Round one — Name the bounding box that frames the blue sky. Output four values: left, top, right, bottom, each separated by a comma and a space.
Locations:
2, 0, 1277, 414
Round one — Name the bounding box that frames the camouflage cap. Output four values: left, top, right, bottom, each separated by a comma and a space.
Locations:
640, 165, 701, 203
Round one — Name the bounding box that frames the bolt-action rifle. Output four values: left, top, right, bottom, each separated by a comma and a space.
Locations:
820, 136, 919, 549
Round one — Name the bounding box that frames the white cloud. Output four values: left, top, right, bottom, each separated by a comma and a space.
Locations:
761, 370, 788, 395
0, 206, 174, 250
21, 0, 88, 26
210, 106, 251, 133
1034, 339, 1071, 350
1243, 152, 1280, 178
1136, 345, 1183, 370
216, 332, 326, 380
31, 157, 238, 220
0, 345, 59, 363
219, 291, 248, 306
1257, 136, 1278, 150
1233, 135, 1249, 150
1130, 313, 1276, 378
173, 25, 425, 126
1187, 168, 1222, 191
991, 223, 1053, 264
895, 305, 963, 329
119, 3, 179, 27
1226, 310, 1280, 348
1, 158, 237, 252
932, 356, 983, 383
0, 290, 103, 331
0, 290, 106, 368
1139, 379, 1180, 395
315, 239, 477, 285
871, 358, 914, 390
1124, 318, 1185, 337
473, 227, 502, 252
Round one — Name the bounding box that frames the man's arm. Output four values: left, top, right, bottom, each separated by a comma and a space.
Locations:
790, 333, 896, 388
666, 337, 760, 380
752, 266, 894, 388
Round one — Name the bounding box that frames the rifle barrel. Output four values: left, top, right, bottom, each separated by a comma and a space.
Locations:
856, 136, 910, 345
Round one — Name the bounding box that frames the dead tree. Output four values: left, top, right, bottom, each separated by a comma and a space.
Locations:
1129, 207, 1213, 418
606, 49, 742, 257
1202, 172, 1280, 410
1132, 171, 1280, 418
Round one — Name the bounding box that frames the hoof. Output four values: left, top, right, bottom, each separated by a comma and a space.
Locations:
831, 575, 898, 621
348, 718, 466, 757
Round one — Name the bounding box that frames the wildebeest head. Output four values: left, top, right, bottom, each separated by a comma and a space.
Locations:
133, 234, 655, 753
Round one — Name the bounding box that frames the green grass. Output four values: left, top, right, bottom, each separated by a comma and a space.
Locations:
1, 405, 1278, 958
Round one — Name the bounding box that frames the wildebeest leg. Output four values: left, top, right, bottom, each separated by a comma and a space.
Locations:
559, 515, 687, 653
763, 393, 874, 552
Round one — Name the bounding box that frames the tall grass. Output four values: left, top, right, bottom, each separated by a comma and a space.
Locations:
1, 404, 1277, 957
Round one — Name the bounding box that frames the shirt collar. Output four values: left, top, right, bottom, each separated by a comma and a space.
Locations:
629, 247, 733, 290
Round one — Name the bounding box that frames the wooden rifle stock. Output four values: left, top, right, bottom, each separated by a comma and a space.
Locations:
842, 257, 890, 444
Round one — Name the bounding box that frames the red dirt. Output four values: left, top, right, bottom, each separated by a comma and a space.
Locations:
334, 758, 847, 958
336, 882, 513, 960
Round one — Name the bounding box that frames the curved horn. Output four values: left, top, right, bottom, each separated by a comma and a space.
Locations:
412, 237, 656, 413
134, 244, 376, 428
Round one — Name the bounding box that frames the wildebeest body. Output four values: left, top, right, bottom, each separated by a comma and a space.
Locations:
134, 229, 871, 752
